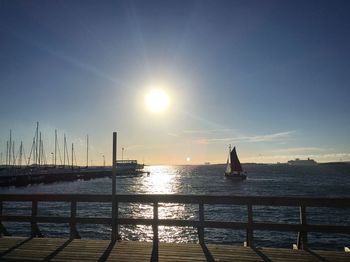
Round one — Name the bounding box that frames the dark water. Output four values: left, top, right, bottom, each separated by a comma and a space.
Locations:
1, 164, 350, 250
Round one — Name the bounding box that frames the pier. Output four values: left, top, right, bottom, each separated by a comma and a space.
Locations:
0, 194, 349, 261
0, 162, 147, 187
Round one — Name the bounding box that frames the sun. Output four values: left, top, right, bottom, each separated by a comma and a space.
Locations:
145, 89, 170, 113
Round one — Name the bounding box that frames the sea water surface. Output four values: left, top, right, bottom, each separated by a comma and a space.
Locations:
0, 164, 349, 250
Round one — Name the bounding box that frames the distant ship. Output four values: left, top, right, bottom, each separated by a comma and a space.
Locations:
287, 158, 317, 166
224, 145, 247, 180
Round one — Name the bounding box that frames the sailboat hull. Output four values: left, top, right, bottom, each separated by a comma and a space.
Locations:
224, 172, 247, 180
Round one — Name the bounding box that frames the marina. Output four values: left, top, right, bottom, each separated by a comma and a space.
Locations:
0, 161, 147, 187
0, 123, 148, 187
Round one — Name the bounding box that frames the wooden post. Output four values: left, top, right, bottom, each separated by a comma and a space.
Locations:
198, 202, 205, 245
297, 205, 308, 249
70, 201, 80, 239
152, 201, 159, 262
111, 132, 118, 242
0, 201, 10, 237
31, 201, 43, 237
245, 204, 254, 247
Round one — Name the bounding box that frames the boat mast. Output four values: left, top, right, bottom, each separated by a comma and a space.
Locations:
71, 143, 74, 170
28, 138, 35, 166
86, 134, 89, 168
55, 129, 57, 167
35, 122, 39, 167
38, 132, 42, 167
12, 141, 15, 167
6, 141, 8, 167
19, 141, 23, 166
63, 134, 66, 168
9, 130, 12, 167
42, 134, 45, 166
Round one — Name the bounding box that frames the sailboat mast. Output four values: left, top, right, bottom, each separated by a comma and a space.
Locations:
39, 132, 42, 167
86, 134, 89, 168
63, 134, 66, 168
19, 141, 23, 166
28, 138, 35, 165
55, 129, 57, 167
71, 143, 74, 170
9, 130, 12, 167
35, 122, 39, 166
12, 141, 15, 166
6, 141, 8, 167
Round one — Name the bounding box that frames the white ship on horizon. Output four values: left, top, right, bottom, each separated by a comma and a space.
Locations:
287, 158, 317, 166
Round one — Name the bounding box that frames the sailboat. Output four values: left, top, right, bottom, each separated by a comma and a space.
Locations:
224, 145, 247, 180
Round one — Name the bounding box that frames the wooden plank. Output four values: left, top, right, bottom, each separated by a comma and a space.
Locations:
0, 237, 349, 262
107, 241, 152, 262
208, 244, 262, 262
1, 237, 67, 260
0, 237, 27, 252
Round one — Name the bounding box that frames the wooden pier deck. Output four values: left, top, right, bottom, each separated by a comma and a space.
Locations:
0, 237, 349, 261
1, 193, 350, 261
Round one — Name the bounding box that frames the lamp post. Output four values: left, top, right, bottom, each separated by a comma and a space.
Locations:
51, 152, 54, 166
102, 155, 105, 167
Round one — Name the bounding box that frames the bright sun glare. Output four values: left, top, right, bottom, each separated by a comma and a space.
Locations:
145, 89, 170, 113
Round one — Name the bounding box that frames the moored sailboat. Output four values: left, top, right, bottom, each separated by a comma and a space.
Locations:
224, 145, 247, 180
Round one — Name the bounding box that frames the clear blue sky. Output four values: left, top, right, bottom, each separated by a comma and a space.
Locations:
1, 0, 350, 165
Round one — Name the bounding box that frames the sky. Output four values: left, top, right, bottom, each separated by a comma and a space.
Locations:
1, 0, 350, 165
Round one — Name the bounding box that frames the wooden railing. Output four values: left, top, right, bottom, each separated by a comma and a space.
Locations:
0, 194, 350, 254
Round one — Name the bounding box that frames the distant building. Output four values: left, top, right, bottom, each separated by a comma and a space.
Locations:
287, 158, 317, 166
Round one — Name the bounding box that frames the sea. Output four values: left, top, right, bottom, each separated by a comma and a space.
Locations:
0, 163, 349, 250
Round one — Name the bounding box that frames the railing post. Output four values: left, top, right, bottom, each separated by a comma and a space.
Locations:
297, 205, 308, 249
151, 201, 159, 262
111, 132, 118, 242
0, 201, 10, 237
70, 201, 80, 239
245, 204, 254, 247
198, 202, 205, 245
31, 200, 43, 237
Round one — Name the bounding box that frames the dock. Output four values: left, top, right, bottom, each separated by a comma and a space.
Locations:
0, 163, 147, 187
0, 194, 350, 261
0, 237, 350, 261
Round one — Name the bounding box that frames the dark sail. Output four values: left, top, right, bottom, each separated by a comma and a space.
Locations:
230, 147, 243, 172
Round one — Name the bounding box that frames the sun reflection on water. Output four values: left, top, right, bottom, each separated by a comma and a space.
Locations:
143, 165, 177, 194
121, 165, 199, 242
